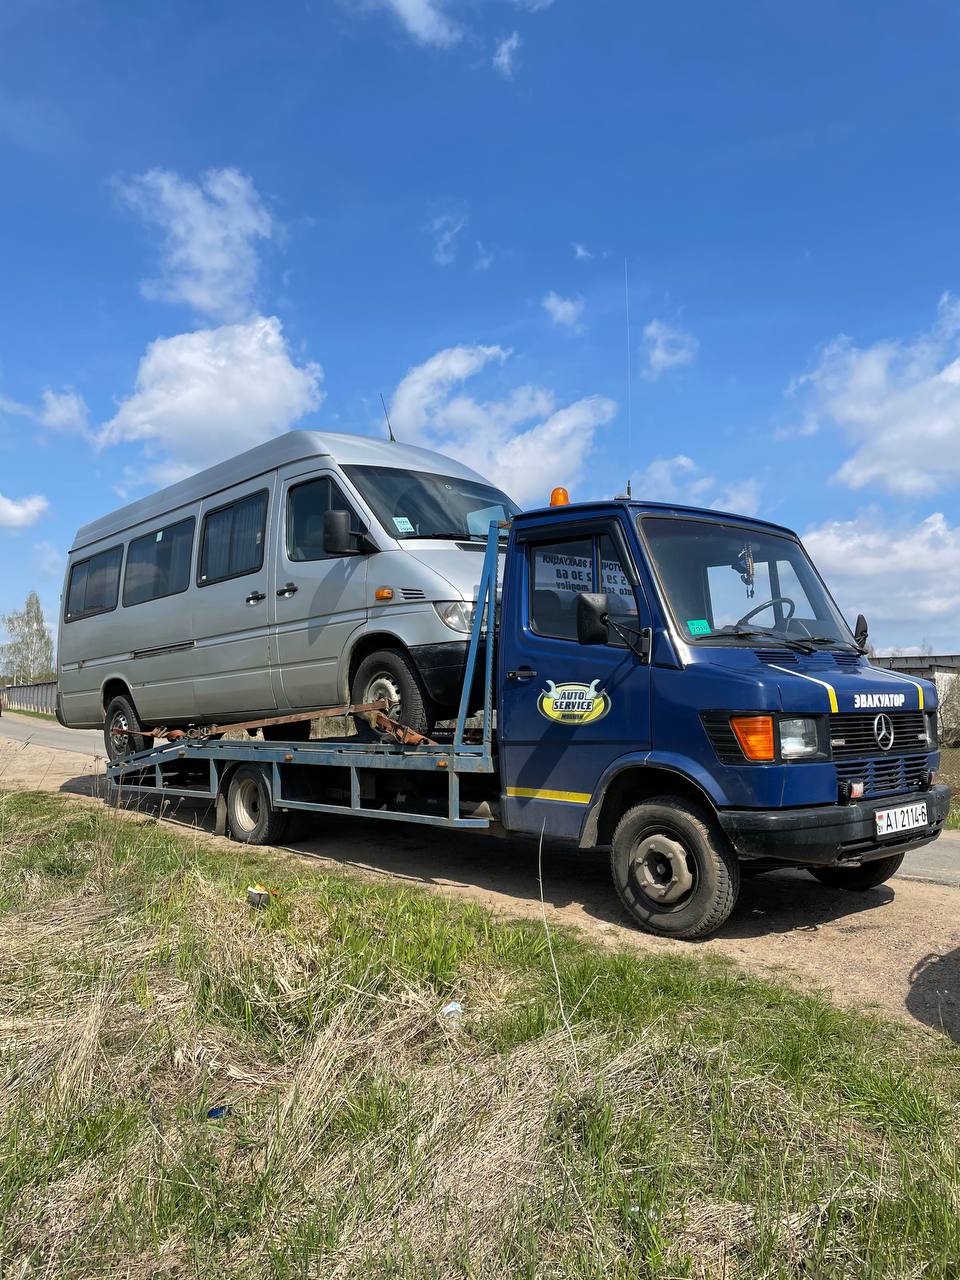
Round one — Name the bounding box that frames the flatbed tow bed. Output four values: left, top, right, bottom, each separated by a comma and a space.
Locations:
107, 527, 502, 843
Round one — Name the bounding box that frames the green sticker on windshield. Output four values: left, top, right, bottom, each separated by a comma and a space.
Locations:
686, 618, 711, 636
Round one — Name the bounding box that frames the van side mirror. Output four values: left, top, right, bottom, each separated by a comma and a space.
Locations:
854, 613, 869, 651
576, 592, 609, 645
323, 509, 355, 556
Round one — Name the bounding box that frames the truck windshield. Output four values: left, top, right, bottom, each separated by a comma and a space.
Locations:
640, 516, 856, 648
343, 465, 520, 541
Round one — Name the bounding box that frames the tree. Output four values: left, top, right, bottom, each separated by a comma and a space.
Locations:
1, 592, 54, 684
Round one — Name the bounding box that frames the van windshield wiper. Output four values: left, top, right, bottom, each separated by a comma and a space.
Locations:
803, 636, 862, 654
710, 625, 816, 654
400, 531, 487, 542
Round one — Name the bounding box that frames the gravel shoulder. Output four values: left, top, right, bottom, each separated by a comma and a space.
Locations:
0, 732, 957, 1043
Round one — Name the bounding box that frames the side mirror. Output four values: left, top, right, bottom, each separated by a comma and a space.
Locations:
323, 509, 355, 556
576, 592, 609, 646
854, 613, 869, 650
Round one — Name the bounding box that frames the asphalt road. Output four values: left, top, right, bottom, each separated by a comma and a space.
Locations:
0, 709, 957, 886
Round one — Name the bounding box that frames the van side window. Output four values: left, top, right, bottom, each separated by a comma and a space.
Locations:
65, 545, 123, 622
529, 538, 593, 640
286, 477, 360, 561
198, 490, 268, 586
123, 517, 195, 607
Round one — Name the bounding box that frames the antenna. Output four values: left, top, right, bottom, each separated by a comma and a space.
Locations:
379, 392, 397, 443
624, 255, 633, 486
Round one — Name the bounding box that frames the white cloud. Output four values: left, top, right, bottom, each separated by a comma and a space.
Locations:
803, 511, 960, 650
631, 455, 761, 515
641, 319, 699, 380
97, 316, 324, 482
573, 242, 592, 261
789, 293, 960, 497
34, 540, 64, 579
512, 0, 553, 9
360, 0, 461, 46
474, 240, 494, 272
427, 212, 467, 265
493, 31, 521, 78
116, 167, 273, 323
37, 388, 89, 432
388, 344, 616, 504
0, 493, 48, 530
542, 291, 584, 330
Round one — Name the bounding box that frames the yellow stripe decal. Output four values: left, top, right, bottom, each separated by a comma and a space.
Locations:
881, 669, 925, 710
769, 664, 839, 713
506, 786, 592, 805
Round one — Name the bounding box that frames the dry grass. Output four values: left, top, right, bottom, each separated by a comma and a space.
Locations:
0, 791, 958, 1278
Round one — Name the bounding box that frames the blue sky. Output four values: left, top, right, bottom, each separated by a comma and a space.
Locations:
2, 0, 960, 651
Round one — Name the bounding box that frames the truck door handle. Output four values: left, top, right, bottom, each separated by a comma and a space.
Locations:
245, 591, 267, 605
276, 583, 299, 597
507, 668, 537, 682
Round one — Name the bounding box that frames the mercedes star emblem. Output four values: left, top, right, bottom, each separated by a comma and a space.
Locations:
873, 713, 895, 751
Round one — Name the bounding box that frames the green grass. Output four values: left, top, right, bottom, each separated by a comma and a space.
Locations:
939, 746, 960, 829
0, 791, 958, 1278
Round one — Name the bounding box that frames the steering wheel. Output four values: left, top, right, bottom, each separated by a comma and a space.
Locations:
736, 595, 796, 627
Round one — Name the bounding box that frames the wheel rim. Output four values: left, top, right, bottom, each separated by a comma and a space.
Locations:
365, 673, 402, 716
627, 831, 698, 912
232, 777, 262, 834
109, 711, 130, 757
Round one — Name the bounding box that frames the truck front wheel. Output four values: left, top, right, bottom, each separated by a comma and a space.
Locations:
610, 798, 740, 940
808, 853, 904, 891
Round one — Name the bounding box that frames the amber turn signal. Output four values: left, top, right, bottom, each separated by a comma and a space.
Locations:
730, 715, 775, 762
550, 486, 570, 506
374, 587, 394, 601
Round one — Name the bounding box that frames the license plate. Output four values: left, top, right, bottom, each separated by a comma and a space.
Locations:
875, 803, 928, 838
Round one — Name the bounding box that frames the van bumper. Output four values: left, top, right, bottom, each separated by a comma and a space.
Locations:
717, 784, 951, 866
409, 641, 473, 710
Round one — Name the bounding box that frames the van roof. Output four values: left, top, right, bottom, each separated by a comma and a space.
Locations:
71, 430, 492, 551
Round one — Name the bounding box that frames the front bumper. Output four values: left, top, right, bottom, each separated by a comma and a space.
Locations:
718, 784, 951, 866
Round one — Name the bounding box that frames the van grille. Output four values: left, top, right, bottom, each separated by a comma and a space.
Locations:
701, 712, 744, 765
400, 587, 426, 601
829, 712, 927, 758
835, 753, 930, 798
755, 649, 798, 666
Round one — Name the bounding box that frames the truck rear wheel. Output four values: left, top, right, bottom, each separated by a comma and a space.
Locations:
104, 694, 154, 762
351, 649, 432, 736
808, 853, 905, 891
610, 797, 740, 939
226, 766, 288, 845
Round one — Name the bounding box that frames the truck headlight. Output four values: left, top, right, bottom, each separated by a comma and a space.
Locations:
780, 716, 819, 759
433, 600, 476, 633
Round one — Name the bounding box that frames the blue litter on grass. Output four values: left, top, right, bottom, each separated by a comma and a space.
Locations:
206, 1105, 233, 1120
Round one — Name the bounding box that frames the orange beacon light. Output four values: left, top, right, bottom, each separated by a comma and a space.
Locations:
550, 486, 570, 506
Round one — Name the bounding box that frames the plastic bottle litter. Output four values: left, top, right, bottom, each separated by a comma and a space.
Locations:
440, 1000, 463, 1020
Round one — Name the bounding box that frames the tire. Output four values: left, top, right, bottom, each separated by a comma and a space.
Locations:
808, 853, 905, 891
225, 766, 288, 845
104, 694, 154, 762
350, 649, 432, 736
610, 797, 740, 940
262, 721, 313, 742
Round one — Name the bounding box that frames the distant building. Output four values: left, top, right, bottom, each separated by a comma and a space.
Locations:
874, 654, 960, 744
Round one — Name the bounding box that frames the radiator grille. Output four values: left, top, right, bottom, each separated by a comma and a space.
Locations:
829, 711, 927, 758
835, 753, 930, 799
701, 712, 744, 765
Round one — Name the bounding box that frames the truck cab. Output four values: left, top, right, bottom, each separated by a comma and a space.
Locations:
497, 498, 949, 937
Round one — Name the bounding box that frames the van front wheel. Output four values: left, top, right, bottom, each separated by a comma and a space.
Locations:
104, 694, 154, 762
610, 798, 740, 940
351, 649, 432, 736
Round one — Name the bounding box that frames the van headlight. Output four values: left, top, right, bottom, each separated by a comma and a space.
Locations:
433, 600, 476, 633
780, 716, 819, 759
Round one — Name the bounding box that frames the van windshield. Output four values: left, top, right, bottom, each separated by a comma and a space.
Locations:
343, 465, 520, 541
640, 516, 856, 649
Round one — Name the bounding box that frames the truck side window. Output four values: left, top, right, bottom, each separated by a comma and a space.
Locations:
529, 538, 593, 640
123, 517, 195, 607
198, 490, 268, 586
286, 477, 360, 561
65, 545, 123, 622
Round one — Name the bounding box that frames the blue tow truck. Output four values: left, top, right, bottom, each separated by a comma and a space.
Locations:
107, 496, 950, 939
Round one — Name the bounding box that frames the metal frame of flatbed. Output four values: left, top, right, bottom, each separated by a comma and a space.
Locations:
106, 526, 503, 834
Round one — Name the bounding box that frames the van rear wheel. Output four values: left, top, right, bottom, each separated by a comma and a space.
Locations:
351, 649, 432, 736
104, 694, 154, 762
611, 797, 740, 939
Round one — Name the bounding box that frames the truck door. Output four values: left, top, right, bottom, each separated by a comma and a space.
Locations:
498, 517, 652, 840
270, 467, 369, 709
